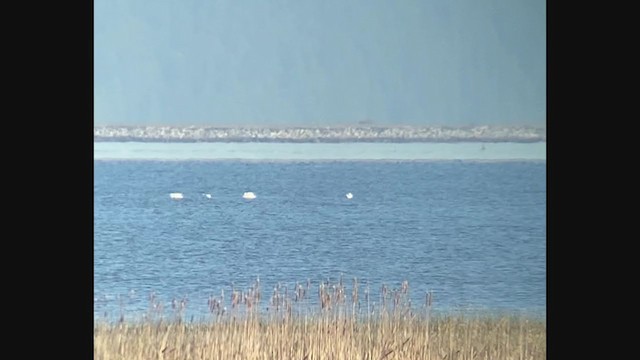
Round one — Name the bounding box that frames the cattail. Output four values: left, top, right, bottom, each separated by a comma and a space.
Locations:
426, 291, 433, 307
232, 291, 240, 308
207, 296, 216, 313
365, 281, 371, 315
352, 277, 359, 306
285, 298, 292, 317
284, 285, 288, 306
208, 296, 220, 315
394, 289, 400, 309
254, 278, 261, 303
271, 286, 280, 311
295, 282, 305, 302
381, 283, 388, 309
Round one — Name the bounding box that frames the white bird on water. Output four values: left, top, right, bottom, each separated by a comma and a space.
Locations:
243, 192, 257, 200
169, 192, 184, 200
204, 193, 212, 199
345, 192, 353, 199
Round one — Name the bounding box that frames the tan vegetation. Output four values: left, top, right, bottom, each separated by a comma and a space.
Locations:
94, 278, 545, 359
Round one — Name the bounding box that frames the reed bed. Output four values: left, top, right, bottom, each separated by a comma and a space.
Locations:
94, 278, 545, 359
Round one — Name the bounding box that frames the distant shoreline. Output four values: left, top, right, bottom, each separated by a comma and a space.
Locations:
94, 125, 546, 143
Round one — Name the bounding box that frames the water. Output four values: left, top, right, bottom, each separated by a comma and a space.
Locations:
94, 141, 546, 161
94, 142, 546, 321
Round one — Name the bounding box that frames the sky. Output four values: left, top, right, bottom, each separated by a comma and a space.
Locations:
94, 0, 545, 127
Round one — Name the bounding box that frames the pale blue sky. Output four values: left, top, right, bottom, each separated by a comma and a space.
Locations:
94, 0, 545, 127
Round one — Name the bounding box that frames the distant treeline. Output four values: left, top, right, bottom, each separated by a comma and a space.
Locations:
94, 125, 546, 143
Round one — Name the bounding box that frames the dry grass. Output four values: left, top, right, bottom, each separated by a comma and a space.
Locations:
94, 278, 545, 359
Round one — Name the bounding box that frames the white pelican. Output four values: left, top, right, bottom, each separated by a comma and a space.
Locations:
345, 192, 353, 199
169, 192, 184, 199
243, 192, 257, 200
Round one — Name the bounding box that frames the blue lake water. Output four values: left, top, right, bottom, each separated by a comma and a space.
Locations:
94, 142, 546, 321
94, 141, 546, 161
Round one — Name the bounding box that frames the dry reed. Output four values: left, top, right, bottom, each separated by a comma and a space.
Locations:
95, 278, 545, 360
